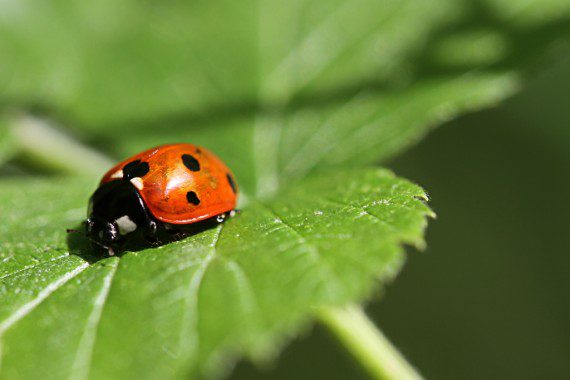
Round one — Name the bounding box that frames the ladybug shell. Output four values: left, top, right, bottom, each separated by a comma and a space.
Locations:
101, 144, 238, 225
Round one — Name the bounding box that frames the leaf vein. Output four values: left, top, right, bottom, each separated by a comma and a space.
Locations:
0, 253, 70, 281
221, 258, 259, 318
256, 202, 343, 298
178, 224, 225, 355
0, 262, 89, 334
68, 260, 119, 380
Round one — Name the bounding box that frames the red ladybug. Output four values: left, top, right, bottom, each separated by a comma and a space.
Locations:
85, 143, 238, 255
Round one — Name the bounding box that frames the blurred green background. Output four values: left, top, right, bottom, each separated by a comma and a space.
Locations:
232, 50, 570, 379
1, 0, 569, 378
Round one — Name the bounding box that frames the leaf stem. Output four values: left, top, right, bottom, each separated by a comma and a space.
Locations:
7, 112, 113, 176
318, 305, 422, 380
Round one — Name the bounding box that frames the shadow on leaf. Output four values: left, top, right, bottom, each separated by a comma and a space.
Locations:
66, 217, 224, 263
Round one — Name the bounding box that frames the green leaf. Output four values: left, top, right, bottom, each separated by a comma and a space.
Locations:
2, 0, 568, 193
107, 73, 516, 196
0, 0, 567, 378
0, 168, 431, 379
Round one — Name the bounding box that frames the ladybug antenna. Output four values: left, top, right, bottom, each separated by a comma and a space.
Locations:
66, 228, 80, 234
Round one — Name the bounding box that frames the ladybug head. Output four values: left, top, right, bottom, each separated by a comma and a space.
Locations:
85, 216, 120, 253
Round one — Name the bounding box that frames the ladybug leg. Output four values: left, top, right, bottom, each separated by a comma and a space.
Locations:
172, 232, 188, 241
216, 211, 236, 223
165, 225, 187, 241
143, 219, 161, 245
145, 235, 160, 246
164, 223, 182, 235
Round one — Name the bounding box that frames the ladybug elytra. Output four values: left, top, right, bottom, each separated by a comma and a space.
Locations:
85, 143, 238, 255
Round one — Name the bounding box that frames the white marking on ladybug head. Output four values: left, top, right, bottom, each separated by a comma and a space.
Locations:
115, 215, 137, 235
110, 169, 123, 179
130, 177, 144, 190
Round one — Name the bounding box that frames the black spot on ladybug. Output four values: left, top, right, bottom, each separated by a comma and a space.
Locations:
123, 160, 150, 180
186, 191, 200, 205
182, 154, 200, 172
226, 173, 237, 194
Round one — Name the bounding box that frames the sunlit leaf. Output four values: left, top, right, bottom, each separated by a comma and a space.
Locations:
0, 168, 431, 379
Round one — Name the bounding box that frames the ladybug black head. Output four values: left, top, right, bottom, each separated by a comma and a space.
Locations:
86, 180, 158, 256
86, 216, 121, 250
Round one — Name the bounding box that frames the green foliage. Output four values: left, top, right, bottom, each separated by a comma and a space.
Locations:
0, 169, 431, 379
2, 0, 568, 187
0, 0, 568, 378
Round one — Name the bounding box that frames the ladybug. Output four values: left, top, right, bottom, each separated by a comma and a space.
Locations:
85, 143, 238, 255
